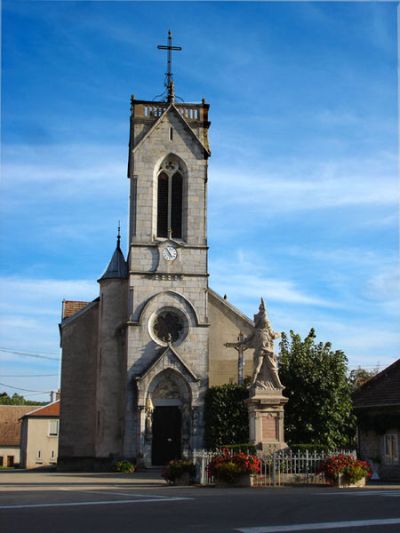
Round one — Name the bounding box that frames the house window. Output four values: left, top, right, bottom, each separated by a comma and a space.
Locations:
156, 157, 184, 239
0, 456, 3, 467
384, 433, 399, 464
7, 456, 14, 467
49, 419, 59, 436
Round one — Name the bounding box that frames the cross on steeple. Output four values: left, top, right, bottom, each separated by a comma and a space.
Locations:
157, 30, 182, 103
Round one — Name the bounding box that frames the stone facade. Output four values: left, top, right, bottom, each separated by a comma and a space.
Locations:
58, 94, 258, 469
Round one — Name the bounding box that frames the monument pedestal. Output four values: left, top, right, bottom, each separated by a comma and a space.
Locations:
247, 389, 288, 454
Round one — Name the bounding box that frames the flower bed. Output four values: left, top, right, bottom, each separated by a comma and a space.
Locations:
317, 454, 371, 487
207, 449, 261, 486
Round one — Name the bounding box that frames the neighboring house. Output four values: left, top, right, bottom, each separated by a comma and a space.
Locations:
19, 401, 60, 469
353, 359, 400, 480
0, 405, 35, 467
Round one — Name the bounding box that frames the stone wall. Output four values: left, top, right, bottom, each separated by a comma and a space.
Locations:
208, 290, 254, 386
59, 302, 99, 461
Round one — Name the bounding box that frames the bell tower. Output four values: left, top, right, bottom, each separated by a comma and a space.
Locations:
124, 33, 212, 465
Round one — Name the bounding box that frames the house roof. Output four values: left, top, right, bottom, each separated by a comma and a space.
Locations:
0, 405, 36, 446
62, 300, 89, 319
21, 400, 60, 419
352, 358, 400, 409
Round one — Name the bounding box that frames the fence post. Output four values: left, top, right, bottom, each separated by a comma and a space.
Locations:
200, 452, 207, 485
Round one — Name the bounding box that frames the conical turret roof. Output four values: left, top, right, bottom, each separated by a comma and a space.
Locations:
99, 229, 128, 281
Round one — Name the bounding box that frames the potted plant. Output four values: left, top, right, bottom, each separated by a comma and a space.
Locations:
207, 449, 261, 487
113, 460, 135, 473
162, 459, 196, 486
317, 454, 371, 488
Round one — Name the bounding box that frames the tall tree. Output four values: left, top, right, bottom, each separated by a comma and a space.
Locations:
279, 329, 355, 449
349, 366, 379, 391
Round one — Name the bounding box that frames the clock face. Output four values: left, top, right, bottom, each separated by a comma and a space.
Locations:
162, 245, 177, 261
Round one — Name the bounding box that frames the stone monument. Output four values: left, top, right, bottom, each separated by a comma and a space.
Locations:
226, 299, 288, 452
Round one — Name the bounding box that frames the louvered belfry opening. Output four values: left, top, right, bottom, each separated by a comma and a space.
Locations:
171, 172, 182, 238
156, 158, 183, 239
157, 172, 169, 237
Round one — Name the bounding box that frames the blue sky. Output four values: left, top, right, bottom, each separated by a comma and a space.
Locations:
1, 1, 398, 401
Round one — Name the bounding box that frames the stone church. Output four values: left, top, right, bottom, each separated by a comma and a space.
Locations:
59, 37, 261, 469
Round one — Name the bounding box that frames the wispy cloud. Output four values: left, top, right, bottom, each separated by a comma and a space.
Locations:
209, 153, 397, 214
210, 254, 335, 308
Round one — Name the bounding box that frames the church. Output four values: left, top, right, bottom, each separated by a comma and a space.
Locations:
58, 35, 262, 469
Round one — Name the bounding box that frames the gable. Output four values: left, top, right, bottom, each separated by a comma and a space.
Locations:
136, 344, 199, 383
133, 104, 210, 159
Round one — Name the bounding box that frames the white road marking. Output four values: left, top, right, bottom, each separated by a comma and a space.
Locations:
316, 490, 400, 497
236, 518, 400, 532
0, 496, 192, 510
72, 490, 168, 498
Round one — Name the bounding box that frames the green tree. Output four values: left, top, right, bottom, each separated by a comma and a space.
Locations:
0, 392, 45, 406
279, 329, 355, 449
204, 384, 249, 449
349, 366, 379, 391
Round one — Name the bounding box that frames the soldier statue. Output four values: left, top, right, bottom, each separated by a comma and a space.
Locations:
226, 299, 283, 391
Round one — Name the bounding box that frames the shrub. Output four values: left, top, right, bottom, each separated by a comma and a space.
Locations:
113, 460, 135, 473
208, 449, 260, 483
162, 460, 196, 485
204, 384, 249, 449
317, 454, 371, 485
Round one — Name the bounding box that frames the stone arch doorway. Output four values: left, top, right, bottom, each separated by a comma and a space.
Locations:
145, 369, 192, 466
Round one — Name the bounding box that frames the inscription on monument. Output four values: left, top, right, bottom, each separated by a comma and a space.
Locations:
262, 414, 278, 441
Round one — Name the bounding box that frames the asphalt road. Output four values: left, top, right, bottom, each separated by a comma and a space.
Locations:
1, 471, 399, 533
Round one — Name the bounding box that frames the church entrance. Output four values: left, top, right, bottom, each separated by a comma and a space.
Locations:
151, 406, 181, 465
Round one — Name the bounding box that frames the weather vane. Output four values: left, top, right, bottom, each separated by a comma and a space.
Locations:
157, 30, 182, 103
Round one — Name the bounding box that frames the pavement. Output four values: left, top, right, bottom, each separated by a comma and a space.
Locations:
1, 469, 400, 533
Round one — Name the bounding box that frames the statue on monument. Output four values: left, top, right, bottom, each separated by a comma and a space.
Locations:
226, 298, 284, 391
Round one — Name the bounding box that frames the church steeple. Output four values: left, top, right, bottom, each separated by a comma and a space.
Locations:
99, 224, 128, 281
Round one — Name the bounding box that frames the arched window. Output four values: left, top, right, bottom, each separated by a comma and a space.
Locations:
157, 158, 184, 239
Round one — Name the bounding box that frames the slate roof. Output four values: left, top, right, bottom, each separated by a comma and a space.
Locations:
62, 300, 89, 319
352, 358, 400, 409
0, 405, 36, 446
21, 401, 60, 419
99, 239, 128, 281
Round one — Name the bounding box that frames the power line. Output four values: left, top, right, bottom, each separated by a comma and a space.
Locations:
0, 348, 59, 361
0, 374, 59, 378
0, 381, 52, 394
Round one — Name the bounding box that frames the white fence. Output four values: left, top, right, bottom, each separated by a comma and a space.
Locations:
193, 449, 356, 487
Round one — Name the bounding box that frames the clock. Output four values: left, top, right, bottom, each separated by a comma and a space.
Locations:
162, 245, 177, 261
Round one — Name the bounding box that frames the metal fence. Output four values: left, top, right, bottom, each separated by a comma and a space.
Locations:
193, 448, 356, 487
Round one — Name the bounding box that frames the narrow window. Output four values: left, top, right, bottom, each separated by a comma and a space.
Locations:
169, 127, 173, 141
157, 169, 183, 239
171, 172, 182, 238
157, 172, 169, 237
